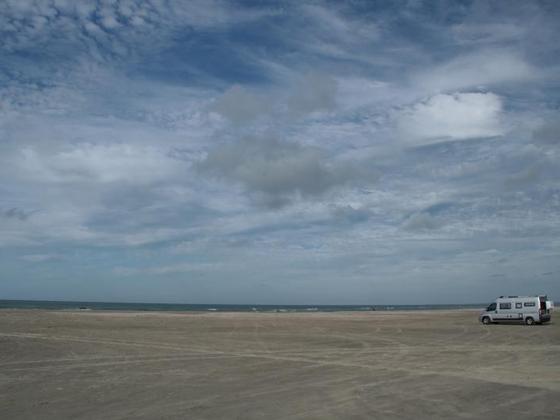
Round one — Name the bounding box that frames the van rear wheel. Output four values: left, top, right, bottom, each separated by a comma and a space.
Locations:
525, 317, 535, 325
482, 317, 490, 325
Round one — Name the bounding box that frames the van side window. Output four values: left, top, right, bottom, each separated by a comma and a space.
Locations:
524, 302, 536, 307
515, 303, 522, 309
487, 303, 496, 311
499, 302, 511, 310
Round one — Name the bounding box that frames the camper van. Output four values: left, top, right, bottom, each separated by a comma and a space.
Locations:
479, 295, 553, 325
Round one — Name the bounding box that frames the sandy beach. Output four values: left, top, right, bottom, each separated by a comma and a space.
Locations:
0, 309, 558, 419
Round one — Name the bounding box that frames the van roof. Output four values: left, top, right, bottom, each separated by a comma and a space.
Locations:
497, 295, 544, 299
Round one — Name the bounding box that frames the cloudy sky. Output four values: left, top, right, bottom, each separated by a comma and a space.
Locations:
1, 0, 559, 304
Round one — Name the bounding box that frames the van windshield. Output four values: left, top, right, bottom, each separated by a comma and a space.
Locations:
487, 303, 496, 311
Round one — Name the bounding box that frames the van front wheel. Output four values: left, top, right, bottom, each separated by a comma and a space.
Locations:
482, 317, 490, 325
525, 317, 535, 325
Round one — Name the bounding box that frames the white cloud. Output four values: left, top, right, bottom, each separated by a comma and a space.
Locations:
402, 212, 440, 231
451, 23, 525, 45
413, 50, 535, 93
296, 4, 379, 64
504, 167, 540, 190
18, 143, 181, 185
114, 261, 222, 276
397, 92, 504, 144
336, 77, 397, 110
532, 114, 560, 145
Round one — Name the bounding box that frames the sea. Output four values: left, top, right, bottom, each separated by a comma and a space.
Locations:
0, 300, 485, 312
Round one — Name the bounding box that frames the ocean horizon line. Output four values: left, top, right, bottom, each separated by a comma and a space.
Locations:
0, 299, 487, 312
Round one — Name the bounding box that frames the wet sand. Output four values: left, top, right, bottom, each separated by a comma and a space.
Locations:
1, 309, 559, 419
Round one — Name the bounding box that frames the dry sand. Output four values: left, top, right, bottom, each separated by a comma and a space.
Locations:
0, 309, 559, 419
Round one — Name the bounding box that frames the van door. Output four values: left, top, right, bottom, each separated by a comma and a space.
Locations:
539, 296, 552, 321
484, 302, 497, 321
523, 300, 538, 319
496, 301, 513, 320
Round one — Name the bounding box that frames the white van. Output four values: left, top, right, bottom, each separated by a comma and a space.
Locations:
479, 295, 553, 325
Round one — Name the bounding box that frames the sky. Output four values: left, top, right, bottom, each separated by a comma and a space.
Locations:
1, 0, 559, 305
